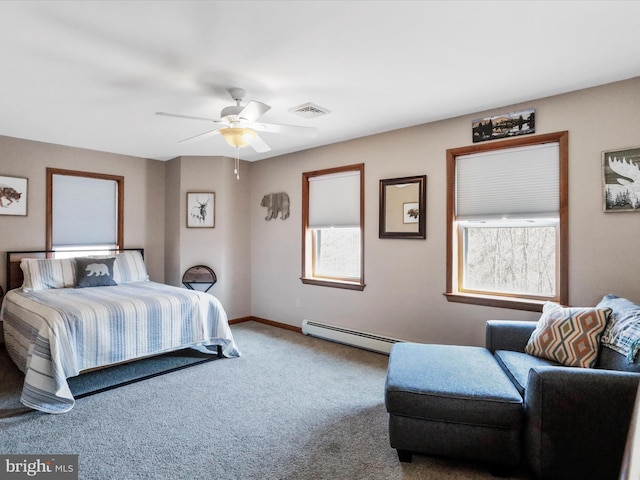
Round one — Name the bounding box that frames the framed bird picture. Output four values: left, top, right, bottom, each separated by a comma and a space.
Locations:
602, 146, 640, 212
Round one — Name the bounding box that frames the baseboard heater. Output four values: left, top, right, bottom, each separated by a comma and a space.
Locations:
302, 319, 402, 355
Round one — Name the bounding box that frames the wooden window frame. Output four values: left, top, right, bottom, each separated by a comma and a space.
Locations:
444, 131, 568, 312
301, 163, 365, 291
46, 168, 124, 251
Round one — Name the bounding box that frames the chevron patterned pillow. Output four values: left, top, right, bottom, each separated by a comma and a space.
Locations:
525, 302, 612, 368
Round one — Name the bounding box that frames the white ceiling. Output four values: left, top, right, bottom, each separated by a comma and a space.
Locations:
1, 1, 640, 162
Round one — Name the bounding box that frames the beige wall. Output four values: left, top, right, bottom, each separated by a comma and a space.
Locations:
0, 136, 166, 285
250, 76, 640, 347
164, 156, 182, 285
165, 156, 252, 320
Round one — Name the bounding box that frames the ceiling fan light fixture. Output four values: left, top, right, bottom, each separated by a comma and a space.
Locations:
220, 127, 256, 148
219, 127, 256, 181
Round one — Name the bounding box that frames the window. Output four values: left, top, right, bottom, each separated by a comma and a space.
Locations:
445, 132, 568, 311
301, 164, 365, 290
46, 168, 124, 252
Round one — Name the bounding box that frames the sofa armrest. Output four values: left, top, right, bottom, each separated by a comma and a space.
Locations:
485, 320, 536, 353
525, 367, 640, 480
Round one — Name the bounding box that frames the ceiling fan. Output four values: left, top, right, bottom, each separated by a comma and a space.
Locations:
156, 88, 318, 179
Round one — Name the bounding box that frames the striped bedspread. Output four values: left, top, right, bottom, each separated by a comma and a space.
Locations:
0, 281, 240, 413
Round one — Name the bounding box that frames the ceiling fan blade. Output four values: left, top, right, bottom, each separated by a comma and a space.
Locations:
179, 129, 222, 144
247, 133, 271, 153
156, 112, 221, 123
252, 122, 318, 137
238, 100, 271, 122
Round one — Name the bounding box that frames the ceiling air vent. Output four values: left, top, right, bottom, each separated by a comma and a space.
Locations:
289, 102, 331, 119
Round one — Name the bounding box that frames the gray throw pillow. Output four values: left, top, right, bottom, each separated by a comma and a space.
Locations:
75, 257, 117, 288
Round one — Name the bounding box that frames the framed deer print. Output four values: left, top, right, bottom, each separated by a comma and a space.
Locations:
603, 146, 640, 212
187, 192, 215, 227
0, 175, 27, 216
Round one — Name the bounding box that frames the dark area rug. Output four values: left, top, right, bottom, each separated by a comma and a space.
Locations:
0, 344, 221, 412
68, 348, 221, 398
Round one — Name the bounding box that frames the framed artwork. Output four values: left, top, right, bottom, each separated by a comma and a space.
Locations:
403, 202, 419, 224
472, 108, 535, 143
187, 192, 215, 227
603, 146, 640, 212
0, 175, 27, 216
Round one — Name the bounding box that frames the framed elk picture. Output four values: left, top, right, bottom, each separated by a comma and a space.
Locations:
603, 146, 640, 212
187, 192, 215, 227
0, 175, 27, 216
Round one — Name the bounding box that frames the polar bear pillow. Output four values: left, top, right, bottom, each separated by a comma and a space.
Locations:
75, 257, 117, 288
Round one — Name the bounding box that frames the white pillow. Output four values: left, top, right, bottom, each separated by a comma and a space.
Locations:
113, 250, 149, 283
21, 257, 76, 292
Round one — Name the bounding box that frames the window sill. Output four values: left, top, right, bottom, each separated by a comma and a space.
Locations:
444, 292, 546, 312
301, 277, 365, 291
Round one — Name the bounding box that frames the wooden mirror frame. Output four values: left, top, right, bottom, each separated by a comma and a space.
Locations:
379, 175, 426, 239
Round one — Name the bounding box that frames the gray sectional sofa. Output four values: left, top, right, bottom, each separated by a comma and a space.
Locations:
487, 319, 640, 479
385, 295, 640, 480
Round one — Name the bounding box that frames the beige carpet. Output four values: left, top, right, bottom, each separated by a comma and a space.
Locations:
0, 321, 530, 479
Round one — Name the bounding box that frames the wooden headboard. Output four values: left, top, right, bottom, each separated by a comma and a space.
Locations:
6, 248, 144, 292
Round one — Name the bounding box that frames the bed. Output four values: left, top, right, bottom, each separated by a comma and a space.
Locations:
0, 249, 241, 414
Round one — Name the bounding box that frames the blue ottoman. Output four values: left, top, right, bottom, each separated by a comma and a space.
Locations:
385, 343, 523, 466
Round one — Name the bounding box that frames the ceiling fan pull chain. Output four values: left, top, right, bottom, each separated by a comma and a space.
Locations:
234, 146, 240, 180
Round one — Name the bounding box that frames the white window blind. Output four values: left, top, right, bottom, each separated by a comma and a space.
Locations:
455, 143, 559, 220
52, 174, 118, 247
309, 170, 361, 228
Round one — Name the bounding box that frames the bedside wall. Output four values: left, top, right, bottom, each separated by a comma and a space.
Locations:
249, 76, 640, 347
